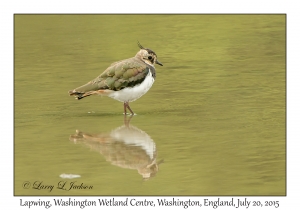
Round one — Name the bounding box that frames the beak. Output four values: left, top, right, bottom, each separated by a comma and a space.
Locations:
156, 60, 163, 66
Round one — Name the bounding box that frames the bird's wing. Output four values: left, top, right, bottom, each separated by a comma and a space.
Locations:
69, 57, 150, 95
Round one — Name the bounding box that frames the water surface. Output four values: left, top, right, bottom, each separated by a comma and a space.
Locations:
15, 15, 285, 195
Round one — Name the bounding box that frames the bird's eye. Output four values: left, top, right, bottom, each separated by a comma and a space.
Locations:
148, 56, 152, 60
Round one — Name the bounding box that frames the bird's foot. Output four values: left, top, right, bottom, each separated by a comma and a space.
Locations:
123, 112, 133, 115
123, 113, 137, 116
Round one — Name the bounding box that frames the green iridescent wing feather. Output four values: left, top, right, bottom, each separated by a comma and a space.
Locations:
73, 57, 149, 93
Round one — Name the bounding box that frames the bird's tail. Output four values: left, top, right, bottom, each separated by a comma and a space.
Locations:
69, 80, 114, 100
68, 90, 92, 100
69, 89, 112, 100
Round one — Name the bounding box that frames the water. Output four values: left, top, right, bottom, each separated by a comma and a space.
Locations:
15, 14, 285, 195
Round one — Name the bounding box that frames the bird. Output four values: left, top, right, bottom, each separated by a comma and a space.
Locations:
68, 42, 163, 115
69, 115, 164, 179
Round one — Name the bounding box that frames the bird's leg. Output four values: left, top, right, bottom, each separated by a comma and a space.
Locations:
124, 114, 133, 127
123, 102, 127, 115
123, 102, 134, 115
126, 102, 135, 115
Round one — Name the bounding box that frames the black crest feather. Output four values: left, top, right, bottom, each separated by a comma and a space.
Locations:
137, 41, 144, 49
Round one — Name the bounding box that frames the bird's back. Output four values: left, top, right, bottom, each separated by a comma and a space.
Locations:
69, 57, 149, 99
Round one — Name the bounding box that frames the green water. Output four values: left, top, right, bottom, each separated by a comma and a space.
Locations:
14, 15, 285, 195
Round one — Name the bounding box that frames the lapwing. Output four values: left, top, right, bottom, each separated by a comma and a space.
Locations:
69, 115, 164, 179
69, 42, 163, 115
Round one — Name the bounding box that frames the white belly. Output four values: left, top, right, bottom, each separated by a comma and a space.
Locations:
110, 125, 156, 159
108, 70, 155, 102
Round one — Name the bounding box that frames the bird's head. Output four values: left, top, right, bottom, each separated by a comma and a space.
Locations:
135, 41, 163, 67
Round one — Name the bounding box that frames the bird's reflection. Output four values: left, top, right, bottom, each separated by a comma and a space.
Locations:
69, 116, 163, 180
